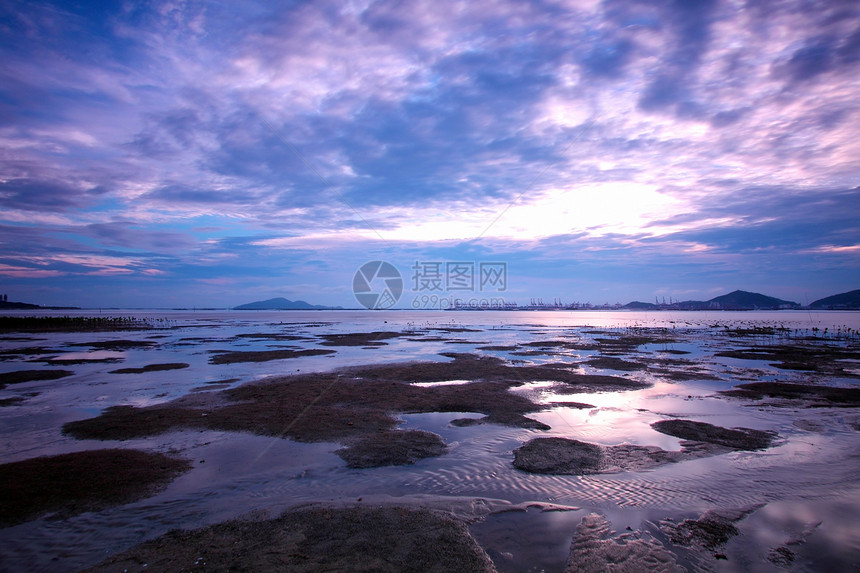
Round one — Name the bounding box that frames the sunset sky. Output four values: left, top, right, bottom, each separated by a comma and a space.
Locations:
1, 0, 858, 308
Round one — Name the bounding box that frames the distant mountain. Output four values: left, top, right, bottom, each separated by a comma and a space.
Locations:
809, 289, 860, 310
623, 301, 657, 309
623, 290, 800, 311
0, 300, 41, 309
706, 290, 799, 310
234, 297, 342, 310
671, 300, 710, 310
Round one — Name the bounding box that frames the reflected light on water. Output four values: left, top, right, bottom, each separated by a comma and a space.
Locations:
0, 310, 858, 572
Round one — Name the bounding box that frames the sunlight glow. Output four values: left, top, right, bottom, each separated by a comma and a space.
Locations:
372, 181, 690, 242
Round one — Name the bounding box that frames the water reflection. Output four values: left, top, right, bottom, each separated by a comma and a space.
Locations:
0, 310, 857, 572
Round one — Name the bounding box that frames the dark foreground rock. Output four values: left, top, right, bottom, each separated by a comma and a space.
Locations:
584, 356, 645, 371
721, 382, 860, 407
318, 331, 406, 346
349, 352, 646, 392
715, 343, 860, 375
766, 520, 821, 567
0, 449, 191, 527
62, 354, 651, 471
513, 438, 603, 474
564, 506, 766, 573
512, 437, 728, 475
566, 513, 683, 573
81, 505, 497, 573
109, 362, 189, 374
209, 348, 336, 364
64, 353, 639, 444
74, 340, 158, 350
659, 505, 762, 550
336, 430, 447, 468
451, 412, 552, 430
651, 419, 777, 450
0, 369, 73, 389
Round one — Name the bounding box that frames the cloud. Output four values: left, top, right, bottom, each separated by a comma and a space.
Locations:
0, 263, 65, 278
0, 177, 98, 212
646, 185, 860, 255
82, 222, 197, 251
0, 0, 858, 306
614, 0, 718, 113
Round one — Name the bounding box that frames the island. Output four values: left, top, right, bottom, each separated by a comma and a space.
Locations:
234, 297, 343, 310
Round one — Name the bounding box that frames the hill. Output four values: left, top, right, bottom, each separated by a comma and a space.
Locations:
624, 290, 800, 311
0, 300, 41, 310
234, 297, 342, 310
809, 289, 860, 310
706, 290, 799, 310
623, 301, 657, 310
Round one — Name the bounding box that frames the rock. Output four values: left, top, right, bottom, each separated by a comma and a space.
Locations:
651, 419, 777, 450
336, 430, 447, 468
81, 505, 497, 572
513, 438, 602, 475
512, 436, 729, 476
565, 513, 683, 573
659, 505, 763, 550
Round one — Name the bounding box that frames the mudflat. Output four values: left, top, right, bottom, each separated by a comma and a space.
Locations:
1, 314, 858, 572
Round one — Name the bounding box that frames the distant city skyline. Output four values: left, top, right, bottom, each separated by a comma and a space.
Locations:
1, 0, 858, 308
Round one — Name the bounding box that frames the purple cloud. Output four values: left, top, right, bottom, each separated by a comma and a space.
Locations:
0, 0, 857, 306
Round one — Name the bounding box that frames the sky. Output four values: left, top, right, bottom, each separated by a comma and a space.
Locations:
1, 0, 859, 309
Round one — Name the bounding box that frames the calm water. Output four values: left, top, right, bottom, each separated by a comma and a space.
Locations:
1, 310, 858, 572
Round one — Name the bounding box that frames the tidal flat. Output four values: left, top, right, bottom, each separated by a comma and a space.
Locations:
1, 309, 859, 572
